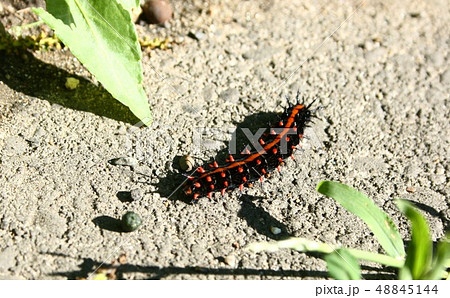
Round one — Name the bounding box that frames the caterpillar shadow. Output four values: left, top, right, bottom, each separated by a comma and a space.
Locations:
155, 111, 282, 203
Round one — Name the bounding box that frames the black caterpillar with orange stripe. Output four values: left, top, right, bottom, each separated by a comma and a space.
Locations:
184, 93, 314, 202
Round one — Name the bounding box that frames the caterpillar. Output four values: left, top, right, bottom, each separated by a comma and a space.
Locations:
183, 93, 314, 202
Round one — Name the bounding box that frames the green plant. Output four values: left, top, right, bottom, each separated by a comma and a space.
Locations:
32, 0, 152, 125
246, 181, 450, 280
0, 30, 62, 52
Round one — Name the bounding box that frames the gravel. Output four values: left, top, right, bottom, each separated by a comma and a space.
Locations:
0, 0, 448, 280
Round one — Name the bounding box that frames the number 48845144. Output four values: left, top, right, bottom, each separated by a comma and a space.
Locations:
375, 284, 438, 295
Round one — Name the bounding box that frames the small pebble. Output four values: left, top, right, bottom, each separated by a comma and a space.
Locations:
130, 188, 144, 201
406, 186, 416, 193
179, 155, 195, 171
121, 211, 142, 232
174, 36, 185, 43
270, 226, 282, 235
26, 137, 40, 148
118, 253, 127, 264
223, 255, 236, 267
142, 0, 173, 24
435, 165, 445, 175
116, 125, 127, 135
109, 157, 137, 167
65, 77, 79, 90
188, 30, 205, 41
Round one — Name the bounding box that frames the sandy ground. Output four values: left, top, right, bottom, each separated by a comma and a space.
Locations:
0, 0, 449, 279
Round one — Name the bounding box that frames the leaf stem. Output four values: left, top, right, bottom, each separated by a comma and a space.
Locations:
347, 248, 404, 267
247, 237, 405, 268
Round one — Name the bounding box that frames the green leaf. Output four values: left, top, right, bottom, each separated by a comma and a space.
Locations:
247, 237, 335, 254
246, 237, 404, 268
325, 248, 362, 280
33, 0, 151, 125
396, 200, 433, 280
317, 181, 405, 258
424, 235, 450, 280
117, 0, 140, 10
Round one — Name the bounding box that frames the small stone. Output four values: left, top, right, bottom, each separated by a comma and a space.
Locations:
109, 157, 137, 167
118, 253, 127, 264
116, 125, 127, 135
26, 137, 40, 148
223, 255, 236, 267
121, 211, 142, 232
179, 155, 195, 171
130, 188, 144, 201
142, 0, 173, 24
174, 36, 185, 43
270, 226, 281, 235
232, 242, 240, 249
65, 77, 79, 90
435, 165, 445, 175
188, 30, 205, 41
406, 186, 416, 193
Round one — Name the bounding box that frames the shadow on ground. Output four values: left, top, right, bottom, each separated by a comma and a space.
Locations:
49, 256, 328, 279
405, 199, 450, 232
155, 111, 282, 203
238, 195, 291, 240
47, 255, 397, 280
0, 50, 140, 124
92, 216, 124, 233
